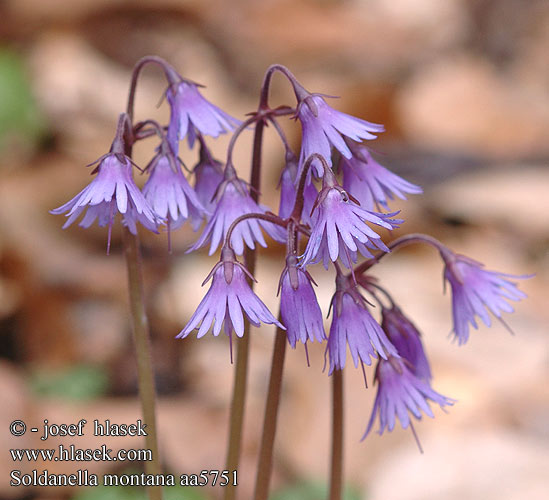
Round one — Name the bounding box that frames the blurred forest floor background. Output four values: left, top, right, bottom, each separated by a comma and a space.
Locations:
0, 0, 548, 499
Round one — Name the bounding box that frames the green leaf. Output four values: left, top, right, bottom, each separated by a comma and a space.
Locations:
72, 466, 209, 500
0, 47, 46, 153
74, 484, 209, 500
271, 479, 361, 500
74, 485, 145, 500
164, 485, 209, 500
29, 364, 109, 401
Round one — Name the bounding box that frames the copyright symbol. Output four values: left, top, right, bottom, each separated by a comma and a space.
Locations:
10, 420, 26, 436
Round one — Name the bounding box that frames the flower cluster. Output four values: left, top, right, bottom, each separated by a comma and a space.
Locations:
52, 59, 529, 449
52, 71, 241, 251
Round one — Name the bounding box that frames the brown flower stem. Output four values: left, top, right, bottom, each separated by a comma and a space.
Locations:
224, 245, 256, 500
248, 67, 306, 500
259, 64, 304, 107
253, 324, 287, 500
290, 153, 329, 221
122, 228, 162, 500
329, 370, 344, 500
126, 55, 176, 123
224, 118, 265, 500
223, 212, 287, 254
350, 232, 449, 277
249, 119, 265, 202
224, 310, 250, 500
268, 116, 293, 153
225, 107, 294, 170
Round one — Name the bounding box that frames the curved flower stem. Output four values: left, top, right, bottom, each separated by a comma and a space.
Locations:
223, 212, 287, 252
133, 119, 165, 139
122, 229, 162, 500
225, 107, 295, 169
253, 323, 287, 500
329, 369, 344, 500
268, 116, 293, 153
291, 153, 329, 221
351, 233, 449, 277
126, 55, 177, 123
364, 281, 396, 309
226, 115, 261, 167
259, 64, 306, 108
133, 127, 160, 141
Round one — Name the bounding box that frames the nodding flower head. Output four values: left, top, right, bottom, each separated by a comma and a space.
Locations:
177, 248, 284, 357
441, 250, 530, 345
341, 145, 422, 211
362, 356, 454, 440
327, 276, 398, 374
166, 77, 241, 154
189, 166, 286, 256
189, 152, 224, 231
51, 152, 162, 253
295, 92, 384, 177
300, 174, 401, 269
279, 256, 326, 348
381, 305, 432, 382
278, 150, 318, 226
142, 146, 206, 234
